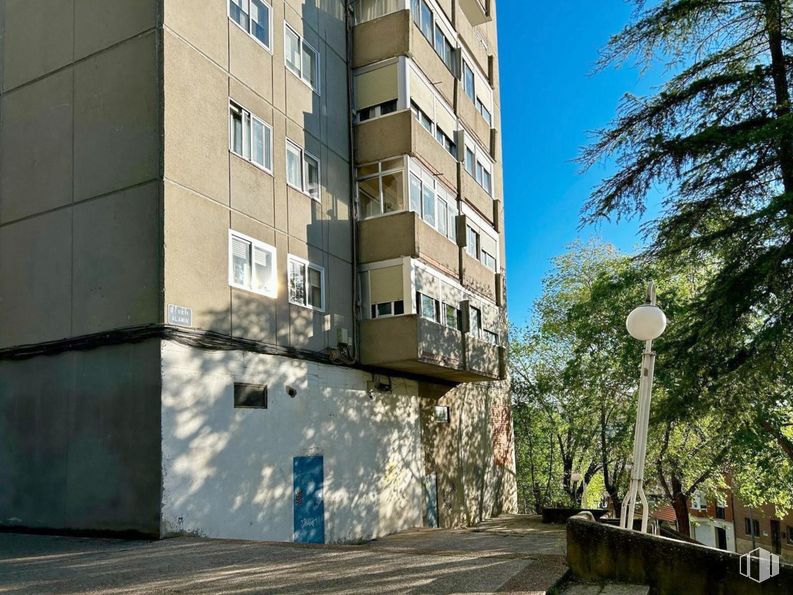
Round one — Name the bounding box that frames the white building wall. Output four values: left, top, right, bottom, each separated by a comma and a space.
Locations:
693, 518, 736, 552
160, 341, 426, 543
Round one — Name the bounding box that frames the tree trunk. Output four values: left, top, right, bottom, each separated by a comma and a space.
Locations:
764, 0, 793, 193
671, 475, 691, 537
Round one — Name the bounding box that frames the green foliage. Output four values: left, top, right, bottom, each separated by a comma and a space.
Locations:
578, 0, 793, 507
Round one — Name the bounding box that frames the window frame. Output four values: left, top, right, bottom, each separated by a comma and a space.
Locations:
286, 139, 321, 201
287, 254, 325, 311
228, 0, 273, 52
371, 299, 405, 319
417, 291, 441, 323
407, 159, 458, 242
356, 157, 407, 219
228, 230, 277, 298
460, 54, 494, 126
229, 100, 273, 173
284, 22, 320, 93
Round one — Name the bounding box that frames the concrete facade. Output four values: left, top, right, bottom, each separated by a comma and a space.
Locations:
0, 0, 515, 542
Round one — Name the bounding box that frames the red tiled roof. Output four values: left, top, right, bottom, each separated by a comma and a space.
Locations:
653, 505, 677, 523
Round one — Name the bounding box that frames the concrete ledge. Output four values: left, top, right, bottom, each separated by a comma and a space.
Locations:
567, 514, 793, 594
542, 507, 607, 524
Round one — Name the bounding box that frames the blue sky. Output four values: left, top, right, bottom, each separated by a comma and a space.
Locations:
499, 1, 664, 325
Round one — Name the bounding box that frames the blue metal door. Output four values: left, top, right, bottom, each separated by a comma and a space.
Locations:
424, 474, 438, 528
293, 456, 325, 543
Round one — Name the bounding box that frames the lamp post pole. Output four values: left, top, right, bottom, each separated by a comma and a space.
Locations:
620, 282, 666, 533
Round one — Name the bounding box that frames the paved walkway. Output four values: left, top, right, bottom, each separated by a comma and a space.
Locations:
0, 515, 567, 594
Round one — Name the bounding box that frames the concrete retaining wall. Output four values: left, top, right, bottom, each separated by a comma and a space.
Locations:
567, 514, 793, 594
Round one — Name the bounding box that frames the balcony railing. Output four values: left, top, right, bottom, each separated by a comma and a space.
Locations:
359, 314, 502, 382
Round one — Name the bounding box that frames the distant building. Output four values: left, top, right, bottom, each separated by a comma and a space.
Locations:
689, 491, 736, 553
681, 488, 792, 563
732, 496, 793, 563
0, 0, 515, 542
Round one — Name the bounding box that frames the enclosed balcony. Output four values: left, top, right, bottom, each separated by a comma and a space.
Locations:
355, 111, 458, 190
459, 0, 492, 26
353, 8, 456, 105
359, 315, 502, 382
359, 211, 460, 278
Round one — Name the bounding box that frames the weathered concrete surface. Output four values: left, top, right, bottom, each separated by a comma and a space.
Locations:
0, 341, 162, 536
0, 515, 565, 594
567, 514, 793, 595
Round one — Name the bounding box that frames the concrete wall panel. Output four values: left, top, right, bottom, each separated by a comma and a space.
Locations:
0, 209, 72, 348
0, 341, 162, 535
0, 68, 73, 223
74, 32, 160, 201
230, 156, 276, 227
75, 0, 158, 59
2, 0, 74, 91
163, 181, 231, 333
229, 25, 274, 104
164, 31, 230, 205
72, 183, 161, 335
164, 0, 229, 68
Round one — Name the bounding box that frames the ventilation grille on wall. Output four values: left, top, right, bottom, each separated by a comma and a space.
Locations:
233, 383, 268, 409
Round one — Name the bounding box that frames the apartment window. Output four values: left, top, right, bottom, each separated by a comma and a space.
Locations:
358, 99, 398, 122
284, 24, 319, 92
286, 140, 303, 189
482, 249, 497, 271
466, 225, 480, 259
434, 405, 450, 423
787, 526, 793, 545
408, 161, 457, 242
305, 153, 320, 200
411, 0, 456, 74
371, 300, 405, 319
229, 0, 272, 50
476, 159, 492, 194
477, 99, 492, 126
483, 329, 498, 344
434, 127, 457, 157
411, 101, 433, 132
417, 292, 440, 323
470, 306, 482, 337
463, 62, 475, 102
288, 256, 324, 310
434, 25, 455, 73
461, 57, 493, 124
444, 303, 460, 330
422, 180, 436, 226
412, 0, 433, 42
286, 140, 320, 200
355, 0, 404, 24
465, 147, 475, 176
229, 231, 277, 297
357, 157, 405, 218
744, 518, 760, 537
230, 102, 272, 171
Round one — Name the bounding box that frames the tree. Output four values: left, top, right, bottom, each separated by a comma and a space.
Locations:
581, 0, 793, 473
511, 241, 639, 512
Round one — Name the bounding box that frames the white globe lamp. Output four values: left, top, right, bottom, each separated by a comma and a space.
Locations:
625, 304, 667, 342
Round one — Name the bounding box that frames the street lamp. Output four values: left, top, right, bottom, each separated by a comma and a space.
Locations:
620, 281, 667, 533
